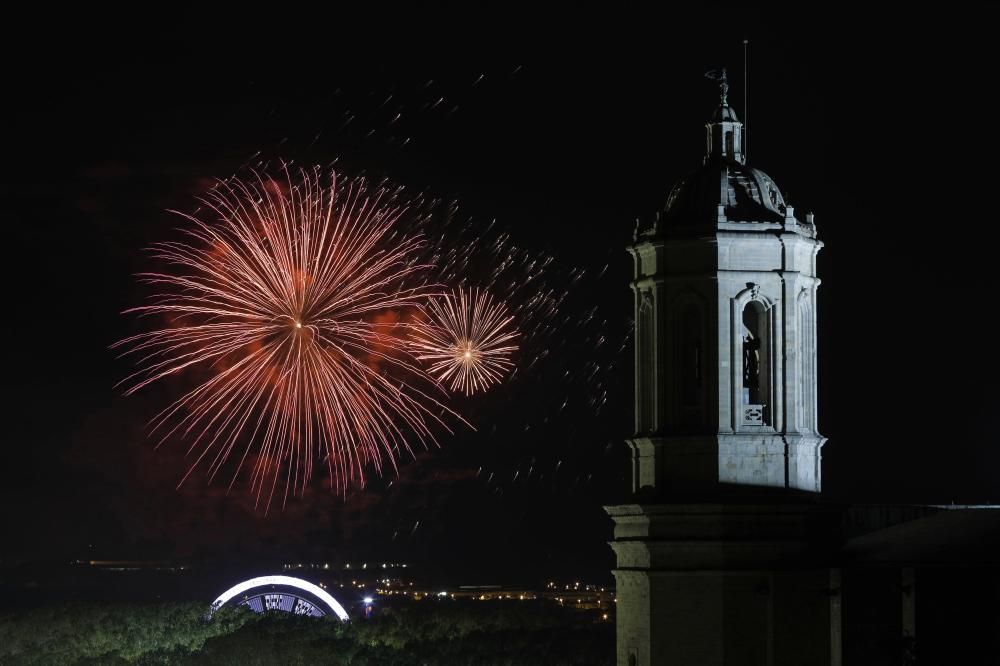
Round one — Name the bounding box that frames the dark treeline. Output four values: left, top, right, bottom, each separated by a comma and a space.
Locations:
0, 600, 613, 665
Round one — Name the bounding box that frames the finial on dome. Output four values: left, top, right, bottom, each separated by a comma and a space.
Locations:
705, 67, 729, 107
703, 67, 744, 164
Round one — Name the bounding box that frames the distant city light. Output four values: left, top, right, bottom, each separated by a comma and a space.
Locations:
363, 597, 374, 604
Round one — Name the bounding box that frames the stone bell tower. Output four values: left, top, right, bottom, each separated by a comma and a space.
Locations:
628, 68, 824, 495
609, 71, 839, 666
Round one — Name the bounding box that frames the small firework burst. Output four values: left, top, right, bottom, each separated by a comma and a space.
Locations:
412, 287, 518, 395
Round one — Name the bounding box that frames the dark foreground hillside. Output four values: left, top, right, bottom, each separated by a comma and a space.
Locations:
0, 600, 613, 665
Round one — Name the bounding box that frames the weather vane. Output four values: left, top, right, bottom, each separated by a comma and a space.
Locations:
704, 67, 729, 106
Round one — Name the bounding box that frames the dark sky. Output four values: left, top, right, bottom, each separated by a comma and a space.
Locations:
3, 8, 997, 582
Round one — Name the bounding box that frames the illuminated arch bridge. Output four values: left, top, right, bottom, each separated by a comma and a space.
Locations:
210, 575, 349, 621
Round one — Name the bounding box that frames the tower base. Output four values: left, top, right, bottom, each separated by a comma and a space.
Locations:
606, 501, 841, 666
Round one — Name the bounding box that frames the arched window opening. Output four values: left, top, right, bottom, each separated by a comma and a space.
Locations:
679, 304, 704, 429
637, 291, 655, 433
725, 130, 735, 159
798, 295, 814, 430
741, 301, 770, 426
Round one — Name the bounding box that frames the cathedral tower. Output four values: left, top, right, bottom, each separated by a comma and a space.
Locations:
608, 72, 839, 666
629, 69, 825, 494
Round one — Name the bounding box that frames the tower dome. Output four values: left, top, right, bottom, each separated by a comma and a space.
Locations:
649, 69, 815, 238
662, 160, 789, 224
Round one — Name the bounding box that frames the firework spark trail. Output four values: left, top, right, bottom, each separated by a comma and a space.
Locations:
281, 66, 626, 502
114, 166, 462, 510
410, 287, 518, 395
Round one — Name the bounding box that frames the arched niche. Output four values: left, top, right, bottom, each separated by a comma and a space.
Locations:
672, 294, 707, 432
635, 287, 656, 434
731, 284, 779, 429
797, 288, 816, 431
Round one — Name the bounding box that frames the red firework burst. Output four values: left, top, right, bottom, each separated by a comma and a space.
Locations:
411, 287, 518, 395
115, 166, 458, 509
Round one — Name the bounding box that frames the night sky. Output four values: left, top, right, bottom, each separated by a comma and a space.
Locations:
4, 9, 997, 583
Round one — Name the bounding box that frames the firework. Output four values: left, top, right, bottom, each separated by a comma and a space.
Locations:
115, 166, 458, 508
411, 287, 518, 395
